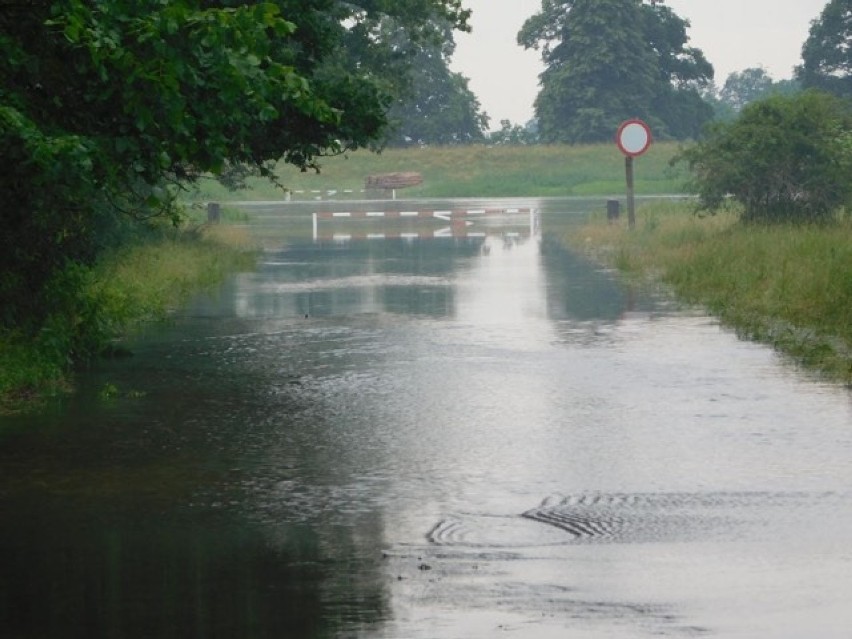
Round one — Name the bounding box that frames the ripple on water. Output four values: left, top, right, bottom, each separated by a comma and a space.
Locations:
427, 514, 573, 547
425, 491, 839, 548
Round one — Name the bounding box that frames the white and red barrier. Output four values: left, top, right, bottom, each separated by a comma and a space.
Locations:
312, 207, 539, 241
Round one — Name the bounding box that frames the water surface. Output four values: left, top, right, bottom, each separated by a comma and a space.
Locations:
2, 198, 850, 638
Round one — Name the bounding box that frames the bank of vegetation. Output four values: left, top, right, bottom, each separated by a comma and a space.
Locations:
0, 225, 256, 413
573, 204, 852, 383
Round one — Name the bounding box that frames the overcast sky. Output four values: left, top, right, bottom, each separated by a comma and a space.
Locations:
450, 0, 830, 128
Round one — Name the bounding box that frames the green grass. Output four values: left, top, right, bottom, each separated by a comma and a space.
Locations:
0, 334, 70, 408
0, 225, 257, 413
570, 203, 852, 383
189, 142, 687, 201
87, 225, 256, 325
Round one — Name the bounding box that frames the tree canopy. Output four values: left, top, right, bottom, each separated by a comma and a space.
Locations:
797, 0, 852, 98
384, 25, 489, 146
699, 68, 802, 121
488, 119, 539, 145
518, 0, 714, 143
0, 0, 469, 333
717, 68, 800, 114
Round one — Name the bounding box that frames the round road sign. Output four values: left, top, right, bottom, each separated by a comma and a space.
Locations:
616, 119, 652, 157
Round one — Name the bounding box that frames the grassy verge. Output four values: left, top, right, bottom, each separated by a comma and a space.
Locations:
570, 202, 852, 383
190, 142, 686, 201
0, 224, 257, 413
86, 224, 256, 326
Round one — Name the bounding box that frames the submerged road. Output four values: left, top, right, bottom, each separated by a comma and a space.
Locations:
1, 198, 850, 638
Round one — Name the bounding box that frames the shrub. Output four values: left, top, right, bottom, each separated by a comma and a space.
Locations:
676, 91, 852, 223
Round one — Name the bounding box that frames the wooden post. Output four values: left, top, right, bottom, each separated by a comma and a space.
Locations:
207, 201, 221, 224
625, 157, 636, 230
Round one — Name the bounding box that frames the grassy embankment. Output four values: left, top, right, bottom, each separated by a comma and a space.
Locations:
572, 202, 852, 384
190, 142, 686, 201
0, 224, 257, 413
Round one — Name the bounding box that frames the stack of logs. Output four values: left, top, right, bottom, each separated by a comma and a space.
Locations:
365, 172, 423, 190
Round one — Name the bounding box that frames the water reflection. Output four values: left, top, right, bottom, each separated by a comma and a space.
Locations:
0, 506, 361, 639
1, 200, 851, 638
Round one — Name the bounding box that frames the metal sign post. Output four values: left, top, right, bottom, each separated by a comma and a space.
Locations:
616, 119, 653, 230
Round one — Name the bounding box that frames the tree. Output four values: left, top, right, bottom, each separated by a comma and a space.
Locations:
676, 91, 852, 223
797, 0, 852, 98
720, 68, 776, 112
385, 26, 489, 146
520, 0, 658, 143
718, 67, 801, 113
0, 0, 469, 336
697, 82, 738, 122
518, 0, 713, 143
642, 0, 715, 138
701, 72, 801, 122
488, 119, 539, 145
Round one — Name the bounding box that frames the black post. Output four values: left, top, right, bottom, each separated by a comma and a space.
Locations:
606, 199, 620, 223
207, 202, 221, 224
625, 157, 636, 230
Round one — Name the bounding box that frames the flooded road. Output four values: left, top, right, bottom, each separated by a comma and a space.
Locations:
1, 198, 851, 638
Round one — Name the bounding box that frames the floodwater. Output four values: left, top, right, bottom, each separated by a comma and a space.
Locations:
1, 198, 851, 638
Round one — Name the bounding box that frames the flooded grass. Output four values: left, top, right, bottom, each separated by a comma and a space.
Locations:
0, 225, 257, 413
570, 202, 852, 383
0, 337, 71, 414
89, 225, 257, 323
190, 142, 686, 201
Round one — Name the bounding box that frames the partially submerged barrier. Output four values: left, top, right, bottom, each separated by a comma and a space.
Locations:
312, 207, 540, 241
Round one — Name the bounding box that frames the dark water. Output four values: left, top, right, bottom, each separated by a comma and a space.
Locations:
2, 198, 851, 638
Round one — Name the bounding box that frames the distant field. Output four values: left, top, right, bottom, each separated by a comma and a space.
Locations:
189, 142, 687, 202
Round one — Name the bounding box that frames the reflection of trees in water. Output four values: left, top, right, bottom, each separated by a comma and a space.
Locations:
0, 503, 389, 638
0, 319, 392, 638
192, 234, 649, 327
231, 239, 488, 319
0, 389, 392, 637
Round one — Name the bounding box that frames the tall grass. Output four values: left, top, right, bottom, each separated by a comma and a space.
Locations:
571, 203, 852, 382
88, 225, 256, 328
0, 225, 256, 412
190, 142, 686, 201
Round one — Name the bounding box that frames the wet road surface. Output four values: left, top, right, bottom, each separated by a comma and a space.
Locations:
1, 198, 850, 638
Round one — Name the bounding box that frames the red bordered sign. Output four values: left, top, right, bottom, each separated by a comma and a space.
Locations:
616, 119, 653, 158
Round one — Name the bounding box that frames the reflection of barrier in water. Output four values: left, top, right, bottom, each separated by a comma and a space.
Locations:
312, 207, 541, 242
